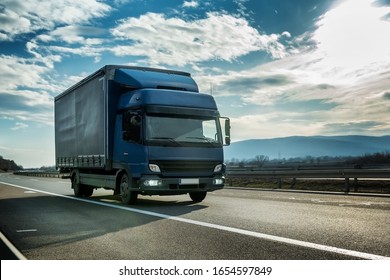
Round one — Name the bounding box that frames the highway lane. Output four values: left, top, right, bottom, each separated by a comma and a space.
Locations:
0, 173, 389, 260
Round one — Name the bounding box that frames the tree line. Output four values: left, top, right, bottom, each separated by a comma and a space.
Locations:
0, 156, 23, 171
351, 151, 390, 165
226, 151, 390, 168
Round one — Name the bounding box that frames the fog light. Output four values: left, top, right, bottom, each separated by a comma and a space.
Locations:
213, 178, 224, 185
149, 164, 161, 173
143, 179, 162, 187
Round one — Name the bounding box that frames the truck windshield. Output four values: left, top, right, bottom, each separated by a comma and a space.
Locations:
145, 114, 222, 147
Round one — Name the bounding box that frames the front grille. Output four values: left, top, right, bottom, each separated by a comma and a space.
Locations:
169, 184, 207, 190
152, 160, 219, 177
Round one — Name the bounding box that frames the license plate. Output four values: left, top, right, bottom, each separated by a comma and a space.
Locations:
179, 178, 199, 185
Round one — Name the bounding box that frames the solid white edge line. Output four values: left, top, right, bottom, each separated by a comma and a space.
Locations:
1, 180, 389, 260
0, 231, 27, 260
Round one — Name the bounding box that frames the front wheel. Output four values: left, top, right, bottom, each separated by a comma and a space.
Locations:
120, 174, 138, 205
189, 191, 207, 203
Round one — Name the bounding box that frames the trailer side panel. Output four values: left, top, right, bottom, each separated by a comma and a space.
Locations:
55, 74, 106, 168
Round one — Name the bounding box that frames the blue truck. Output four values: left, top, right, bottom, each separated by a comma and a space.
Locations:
55, 65, 230, 204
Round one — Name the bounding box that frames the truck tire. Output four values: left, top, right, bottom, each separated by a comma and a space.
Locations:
189, 191, 207, 202
120, 173, 138, 205
72, 173, 93, 197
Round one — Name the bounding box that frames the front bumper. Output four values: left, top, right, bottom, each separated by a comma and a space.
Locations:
135, 175, 225, 195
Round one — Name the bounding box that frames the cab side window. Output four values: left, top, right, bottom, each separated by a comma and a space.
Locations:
122, 111, 142, 142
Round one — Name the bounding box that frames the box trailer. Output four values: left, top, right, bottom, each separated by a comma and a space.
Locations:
55, 65, 230, 204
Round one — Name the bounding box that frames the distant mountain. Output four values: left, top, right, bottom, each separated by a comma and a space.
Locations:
224, 135, 390, 160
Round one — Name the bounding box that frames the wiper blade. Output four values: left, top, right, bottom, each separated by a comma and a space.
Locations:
149, 137, 182, 146
185, 137, 217, 143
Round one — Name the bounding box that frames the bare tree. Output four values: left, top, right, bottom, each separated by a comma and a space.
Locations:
254, 155, 269, 168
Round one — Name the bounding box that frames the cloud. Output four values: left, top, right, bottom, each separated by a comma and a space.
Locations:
0, 0, 114, 126
0, 55, 53, 90
0, 0, 111, 41
216, 57, 390, 138
312, 0, 390, 80
10, 122, 29, 131
182, 1, 199, 8
37, 25, 107, 45
31, 26, 108, 64
1, 0, 389, 141
218, 73, 292, 96
0, 91, 54, 126
0, 54, 58, 125
229, 112, 327, 140
321, 121, 387, 135
46, 45, 107, 59
110, 12, 289, 66
201, 0, 390, 139
0, 6, 31, 41
0, 1, 115, 131
1, 116, 14, 121
0, 91, 51, 110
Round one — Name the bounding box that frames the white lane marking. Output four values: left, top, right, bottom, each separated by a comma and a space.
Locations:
24, 190, 37, 194
1, 181, 389, 260
16, 229, 38, 233
0, 231, 27, 260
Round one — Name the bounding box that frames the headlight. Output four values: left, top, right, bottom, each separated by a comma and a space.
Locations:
149, 164, 161, 173
214, 164, 223, 173
213, 178, 224, 185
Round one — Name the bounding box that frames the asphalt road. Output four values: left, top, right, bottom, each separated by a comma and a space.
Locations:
0, 173, 389, 260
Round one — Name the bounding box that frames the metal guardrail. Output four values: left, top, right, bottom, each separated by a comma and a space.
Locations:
226, 169, 390, 179
225, 168, 390, 193
13, 170, 62, 178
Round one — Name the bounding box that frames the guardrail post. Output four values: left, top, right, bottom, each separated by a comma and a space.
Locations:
344, 178, 350, 193
290, 178, 296, 188
354, 178, 358, 192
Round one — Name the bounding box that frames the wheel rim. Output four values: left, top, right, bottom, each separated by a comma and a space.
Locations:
120, 175, 129, 200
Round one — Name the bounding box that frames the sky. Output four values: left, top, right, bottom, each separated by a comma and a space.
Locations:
0, 0, 390, 168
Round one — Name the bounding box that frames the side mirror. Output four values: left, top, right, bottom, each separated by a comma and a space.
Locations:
130, 115, 141, 126
225, 119, 231, 136
220, 117, 231, 146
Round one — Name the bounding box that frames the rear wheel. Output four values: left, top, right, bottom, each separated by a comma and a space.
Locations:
120, 173, 138, 205
189, 191, 207, 203
72, 174, 93, 197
